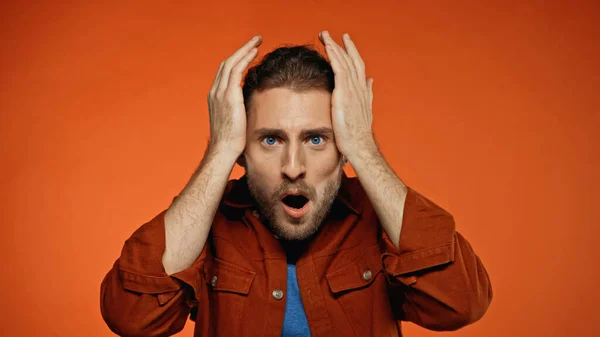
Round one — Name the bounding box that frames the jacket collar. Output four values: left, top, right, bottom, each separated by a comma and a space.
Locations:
222, 172, 362, 215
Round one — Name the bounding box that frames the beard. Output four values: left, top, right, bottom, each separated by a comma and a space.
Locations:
247, 167, 343, 241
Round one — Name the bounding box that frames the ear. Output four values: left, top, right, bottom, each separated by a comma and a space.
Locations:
341, 155, 349, 166
236, 154, 247, 168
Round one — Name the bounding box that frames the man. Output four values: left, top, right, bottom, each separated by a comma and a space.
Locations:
100, 31, 492, 337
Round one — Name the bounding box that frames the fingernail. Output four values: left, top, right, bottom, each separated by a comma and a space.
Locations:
343, 33, 350, 39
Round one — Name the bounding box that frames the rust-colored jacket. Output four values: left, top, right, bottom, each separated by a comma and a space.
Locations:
100, 174, 492, 337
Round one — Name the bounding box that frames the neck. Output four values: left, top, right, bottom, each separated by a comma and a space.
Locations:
279, 238, 310, 264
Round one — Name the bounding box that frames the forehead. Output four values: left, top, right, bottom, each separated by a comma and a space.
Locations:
248, 88, 332, 130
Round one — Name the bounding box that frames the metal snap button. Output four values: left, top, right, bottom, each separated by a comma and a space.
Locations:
272, 289, 284, 300
363, 269, 372, 281
211, 275, 218, 287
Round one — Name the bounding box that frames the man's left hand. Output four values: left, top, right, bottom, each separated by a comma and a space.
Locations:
319, 30, 376, 159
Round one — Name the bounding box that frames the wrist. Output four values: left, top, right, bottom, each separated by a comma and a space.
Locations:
343, 136, 379, 164
208, 141, 243, 160
204, 145, 242, 171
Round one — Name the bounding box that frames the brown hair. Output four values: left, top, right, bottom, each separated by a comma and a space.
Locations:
242, 45, 334, 110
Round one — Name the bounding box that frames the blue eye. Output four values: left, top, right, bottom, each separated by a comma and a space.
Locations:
310, 136, 323, 145
264, 137, 277, 145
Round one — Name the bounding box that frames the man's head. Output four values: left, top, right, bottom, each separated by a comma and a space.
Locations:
239, 45, 344, 241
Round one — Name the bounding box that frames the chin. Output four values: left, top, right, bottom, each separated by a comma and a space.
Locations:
273, 216, 319, 241
277, 228, 317, 241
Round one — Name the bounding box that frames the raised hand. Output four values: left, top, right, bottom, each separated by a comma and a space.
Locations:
208, 35, 262, 155
318, 31, 375, 158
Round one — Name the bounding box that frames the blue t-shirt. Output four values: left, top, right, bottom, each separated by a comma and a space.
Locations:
281, 263, 311, 337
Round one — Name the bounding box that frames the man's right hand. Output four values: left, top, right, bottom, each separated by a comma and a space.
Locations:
207, 35, 262, 156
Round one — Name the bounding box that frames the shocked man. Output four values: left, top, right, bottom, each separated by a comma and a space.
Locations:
100, 31, 492, 337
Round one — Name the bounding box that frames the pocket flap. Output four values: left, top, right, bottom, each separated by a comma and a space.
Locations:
326, 245, 382, 294
203, 258, 256, 295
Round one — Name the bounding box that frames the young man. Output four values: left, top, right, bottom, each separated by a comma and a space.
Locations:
100, 31, 492, 337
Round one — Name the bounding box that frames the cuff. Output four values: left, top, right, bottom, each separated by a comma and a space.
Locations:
117, 209, 204, 304
380, 186, 456, 282
381, 240, 454, 277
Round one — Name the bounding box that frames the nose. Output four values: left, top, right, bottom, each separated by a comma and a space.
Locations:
281, 142, 306, 181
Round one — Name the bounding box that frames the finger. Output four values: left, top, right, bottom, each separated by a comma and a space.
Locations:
367, 78, 374, 106
227, 47, 258, 93
324, 44, 347, 80
342, 33, 366, 85
334, 33, 355, 74
367, 78, 374, 124
209, 61, 225, 97
323, 31, 351, 71
320, 31, 351, 72
217, 35, 262, 94
217, 35, 262, 93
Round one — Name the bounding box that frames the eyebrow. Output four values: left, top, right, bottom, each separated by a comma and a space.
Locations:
254, 127, 334, 139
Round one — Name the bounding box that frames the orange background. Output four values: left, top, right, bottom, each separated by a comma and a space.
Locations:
1, 1, 598, 336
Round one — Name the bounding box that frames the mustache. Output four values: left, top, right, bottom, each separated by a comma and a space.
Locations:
272, 180, 316, 201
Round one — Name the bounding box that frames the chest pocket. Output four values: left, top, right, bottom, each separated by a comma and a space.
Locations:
326, 243, 382, 294
203, 258, 256, 336
326, 243, 398, 336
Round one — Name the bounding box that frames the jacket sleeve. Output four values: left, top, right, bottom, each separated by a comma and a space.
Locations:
380, 187, 493, 331
100, 209, 208, 337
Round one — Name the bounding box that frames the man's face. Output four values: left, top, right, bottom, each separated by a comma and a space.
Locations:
243, 87, 343, 241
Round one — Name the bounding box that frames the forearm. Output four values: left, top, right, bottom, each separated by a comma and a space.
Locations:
162, 145, 239, 275
347, 140, 407, 249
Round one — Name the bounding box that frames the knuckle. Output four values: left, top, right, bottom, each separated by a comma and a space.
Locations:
216, 88, 227, 100
223, 87, 233, 98
231, 63, 244, 73
225, 90, 240, 103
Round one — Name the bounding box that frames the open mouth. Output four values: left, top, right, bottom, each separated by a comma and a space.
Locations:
281, 194, 309, 209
